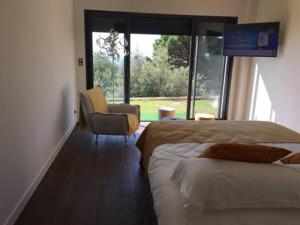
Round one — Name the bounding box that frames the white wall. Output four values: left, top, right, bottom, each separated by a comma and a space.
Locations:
0, 1, 77, 225
246, 0, 300, 132
73, 0, 256, 119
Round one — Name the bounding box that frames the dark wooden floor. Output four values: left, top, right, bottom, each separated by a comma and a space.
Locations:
15, 125, 157, 225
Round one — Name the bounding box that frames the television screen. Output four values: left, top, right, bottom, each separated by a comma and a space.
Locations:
223, 22, 280, 57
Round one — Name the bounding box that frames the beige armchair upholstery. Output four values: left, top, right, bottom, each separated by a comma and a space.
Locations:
79, 88, 140, 144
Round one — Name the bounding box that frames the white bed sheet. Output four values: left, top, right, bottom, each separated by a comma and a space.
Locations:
148, 143, 300, 225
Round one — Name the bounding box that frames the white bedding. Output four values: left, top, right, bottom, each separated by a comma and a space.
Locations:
148, 143, 300, 225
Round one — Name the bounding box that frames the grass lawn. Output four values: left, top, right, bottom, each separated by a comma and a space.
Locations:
130, 99, 218, 121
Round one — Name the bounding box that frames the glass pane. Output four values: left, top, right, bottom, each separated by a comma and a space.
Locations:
130, 34, 191, 121
191, 23, 226, 119
92, 31, 125, 104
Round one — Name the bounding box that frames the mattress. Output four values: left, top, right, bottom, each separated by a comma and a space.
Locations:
148, 143, 300, 225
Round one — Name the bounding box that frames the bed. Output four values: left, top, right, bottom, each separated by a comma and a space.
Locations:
136, 120, 300, 225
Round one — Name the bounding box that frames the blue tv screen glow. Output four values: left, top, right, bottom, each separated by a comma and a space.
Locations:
223, 22, 280, 57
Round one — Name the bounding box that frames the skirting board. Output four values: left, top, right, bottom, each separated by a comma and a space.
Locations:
3, 119, 77, 225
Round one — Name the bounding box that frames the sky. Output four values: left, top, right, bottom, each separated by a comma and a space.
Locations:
93, 32, 160, 58
131, 34, 161, 57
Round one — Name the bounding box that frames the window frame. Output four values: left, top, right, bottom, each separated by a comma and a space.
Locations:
84, 10, 237, 120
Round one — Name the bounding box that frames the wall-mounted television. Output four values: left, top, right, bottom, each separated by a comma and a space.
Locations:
223, 22, 280, 57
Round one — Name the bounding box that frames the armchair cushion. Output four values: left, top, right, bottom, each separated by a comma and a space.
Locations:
109, 103, 139, 115
86, 87, 108, 113
109, 103, 140, 122
127, 113, 139, 136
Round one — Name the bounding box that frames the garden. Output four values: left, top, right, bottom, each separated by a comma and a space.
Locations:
130, 98, 218, 121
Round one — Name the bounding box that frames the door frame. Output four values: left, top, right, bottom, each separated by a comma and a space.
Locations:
187, 18, 236, 120
84, 10, 237, 120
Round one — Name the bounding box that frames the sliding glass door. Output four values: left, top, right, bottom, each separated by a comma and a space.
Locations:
189, 22, 231, 119
85, 15, 129, 104
130, 34, 191, 120
85, 11, 236, 120
92, 31, 126, 104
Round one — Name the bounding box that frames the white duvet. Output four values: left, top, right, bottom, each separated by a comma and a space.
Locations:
148, 143, 300, 225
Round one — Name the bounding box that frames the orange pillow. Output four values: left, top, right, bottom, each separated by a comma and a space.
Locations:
281, 153, 300, 164
199, 143, 291, 163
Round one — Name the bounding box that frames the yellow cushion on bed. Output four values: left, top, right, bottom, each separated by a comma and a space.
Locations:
199, 143, 291, 163
127, 113, 139, 136
86, 87, 108, 113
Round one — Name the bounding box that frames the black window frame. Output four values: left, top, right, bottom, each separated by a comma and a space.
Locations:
84, 10, 237, 120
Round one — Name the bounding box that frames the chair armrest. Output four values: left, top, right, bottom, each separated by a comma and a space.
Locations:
89, 112, 129, 135
108, 103, 140, 121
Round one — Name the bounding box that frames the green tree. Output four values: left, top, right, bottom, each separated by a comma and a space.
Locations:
94, 34, 225, 99
130, 46, 188, 97
93, 53, 124, 100
130, 50, 145, 97
153, 35, 190, 68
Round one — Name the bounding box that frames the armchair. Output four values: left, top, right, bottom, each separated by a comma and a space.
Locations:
79, 88, 140, 145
